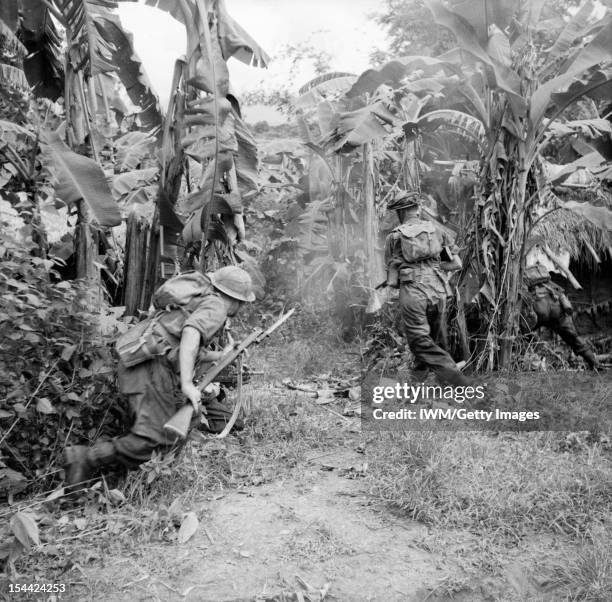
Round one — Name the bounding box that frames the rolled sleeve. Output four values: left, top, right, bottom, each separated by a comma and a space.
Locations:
183, 295, 228, 344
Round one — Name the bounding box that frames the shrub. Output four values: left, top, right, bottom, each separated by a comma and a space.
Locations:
0, 227, 125, 498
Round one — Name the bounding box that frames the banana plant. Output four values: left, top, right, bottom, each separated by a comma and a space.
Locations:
144, 0, 268, 278
423, 0, 612, 368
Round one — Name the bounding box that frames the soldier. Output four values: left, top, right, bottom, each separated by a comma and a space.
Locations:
523, 262, 599, 369
384, 191, 469, 386
63, 266, 255, 486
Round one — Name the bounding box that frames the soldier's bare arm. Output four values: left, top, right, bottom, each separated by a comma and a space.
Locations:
180, 326, 202, 412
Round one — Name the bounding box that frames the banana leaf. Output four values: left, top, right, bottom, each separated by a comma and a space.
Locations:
324, 101, 398, 152
425, 0, 526, 115
42, 131, 121, 226
20, 0, 64, 99
530, 16, 612, 128
93, 11, 162, 130
547, 0, 596, 60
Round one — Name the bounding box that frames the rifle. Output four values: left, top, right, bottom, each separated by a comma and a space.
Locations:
163, 308, 296, 440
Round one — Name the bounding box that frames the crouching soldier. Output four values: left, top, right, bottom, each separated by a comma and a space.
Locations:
384, 191, 469, 386
63, 266, 255, 486
522, 263, 599, 369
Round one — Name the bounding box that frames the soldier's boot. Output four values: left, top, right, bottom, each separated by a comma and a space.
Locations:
582, 350, 600, 370
64, 441, 118, 487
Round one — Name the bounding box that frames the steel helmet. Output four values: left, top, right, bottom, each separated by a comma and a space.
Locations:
210, 266, 256, 302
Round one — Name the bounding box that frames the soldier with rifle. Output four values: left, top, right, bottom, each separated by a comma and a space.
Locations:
63, 266, 289, 487
383, 190, 469, 386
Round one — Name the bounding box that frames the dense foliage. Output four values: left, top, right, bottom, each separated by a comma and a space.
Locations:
0, 227, 125, 497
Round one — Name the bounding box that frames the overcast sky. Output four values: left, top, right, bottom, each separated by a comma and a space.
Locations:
118, 0, 388, 122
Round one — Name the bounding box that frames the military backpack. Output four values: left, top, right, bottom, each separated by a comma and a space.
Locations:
115, 271, 216, 367
395, 220, 444, 263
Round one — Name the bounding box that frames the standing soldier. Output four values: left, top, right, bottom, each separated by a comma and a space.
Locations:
384, 191, 469, 386
523, 263, 599, 369
63, 266, 255, 486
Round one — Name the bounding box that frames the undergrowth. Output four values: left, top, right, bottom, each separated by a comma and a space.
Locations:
0, 228, 126, 498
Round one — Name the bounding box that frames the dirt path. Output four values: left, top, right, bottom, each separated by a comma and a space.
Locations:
83, 447, 449, 602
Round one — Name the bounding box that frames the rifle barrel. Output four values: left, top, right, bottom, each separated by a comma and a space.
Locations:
196, 308, 295, 391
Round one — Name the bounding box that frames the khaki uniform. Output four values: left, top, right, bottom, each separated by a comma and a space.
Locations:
93, 294, 230, 469
385, 217, 468, 385
522, 278, 598, 369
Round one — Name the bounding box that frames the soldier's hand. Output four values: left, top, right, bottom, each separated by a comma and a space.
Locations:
182, 383, 202, 415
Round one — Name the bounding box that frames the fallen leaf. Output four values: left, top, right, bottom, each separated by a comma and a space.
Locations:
10, 512, 40, 549
61, 344, 77, 361
36, 397, 57, 414
177, 512, 199, 543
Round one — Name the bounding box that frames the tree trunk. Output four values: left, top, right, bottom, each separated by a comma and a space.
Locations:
140, 214, 160, 311
362, 143, 383, 289
75, 201, 97, 280
123, 213, 150, 316
498, 142, 528, 368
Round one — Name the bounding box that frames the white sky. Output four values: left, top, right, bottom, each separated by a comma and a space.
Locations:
117, 0, 388, 123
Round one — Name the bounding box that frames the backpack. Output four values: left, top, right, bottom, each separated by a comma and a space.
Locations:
396, 220, 444, 263
152, 271, 214, 311
524, 264, 550, 287
115, 271, 216, 368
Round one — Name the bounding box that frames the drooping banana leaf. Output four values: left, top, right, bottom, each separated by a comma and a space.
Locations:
233, 108, 259, 190
216, 0, 270, 67
55, 0, 118, 74
148, 0, 266, 251
425, 0, 526, 116
93, 10, 162, 130
41, 130, 121, 226
548, 69, 612, 118
547, 0, 596, 60
530, 16, 612, 129
20, 0, 64, 99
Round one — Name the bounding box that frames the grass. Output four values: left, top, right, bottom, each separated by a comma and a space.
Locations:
551, 526, 612, 601
365, 430, 611, 539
